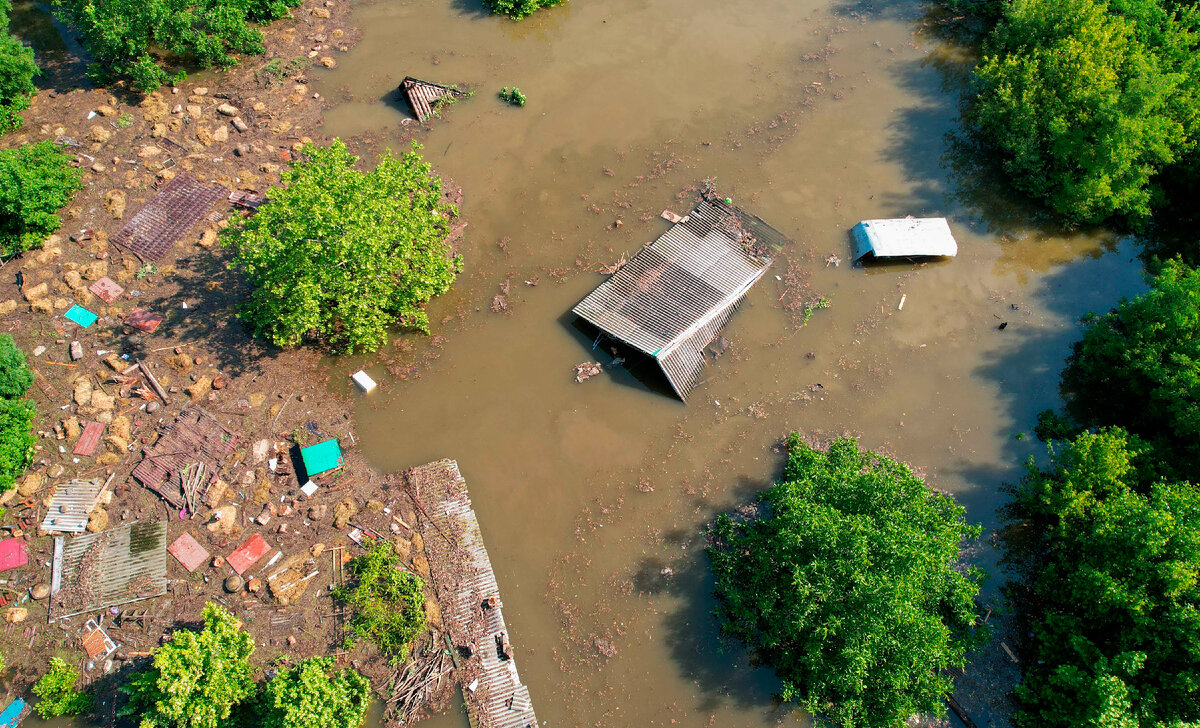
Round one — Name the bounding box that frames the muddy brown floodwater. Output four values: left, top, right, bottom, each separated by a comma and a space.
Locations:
311, 0, 1148, 726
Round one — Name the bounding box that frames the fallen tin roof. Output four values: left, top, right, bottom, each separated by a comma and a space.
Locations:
572, 197, 783, 400
40, 478, 107, 534
851, 217, 958, 261
131, 407, 238, 508
112, 175, 229, 261
50, 520, 168, 621
399, 77, 467, 123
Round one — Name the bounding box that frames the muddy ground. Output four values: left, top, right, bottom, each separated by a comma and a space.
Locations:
0, 2, 464, 722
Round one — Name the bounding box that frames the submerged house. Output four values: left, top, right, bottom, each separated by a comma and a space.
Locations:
398, 77, 467, 123
572, 197, 786, 401
851, 217, 958, 262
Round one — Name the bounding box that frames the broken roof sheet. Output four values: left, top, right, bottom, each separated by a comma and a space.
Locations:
50, 520, 168, 620
64, 305, 98, 328
112, 175, 229, 261
572, 197, 782, 400
851, 217, 958, 261
227, 533, 270, 575
168, 532, 210, 572
72, 421, 105, 457
131, 407, 238, 508
40, 478, 106, 533
399, 77, 467, 123
0, 539, 26, 572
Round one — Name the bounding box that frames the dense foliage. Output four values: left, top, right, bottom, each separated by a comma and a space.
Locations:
0, 334, 31, 399
32, 657, 93, 718
120, 603, 256, 728
261, 657, 371, 728
0, 0, 37, 134
0, 334, 34, 492
225, 139, 460, 354
1058, 260, 1200, 478
333, 539, 427, 662
51, 0, 299, 91
968, 0, 1200, 226
482, 0, 561, 19
708, 435, 986, 728
1003, 428, 1200, 728
0, 140, 83, 256
499, 87, 527, 106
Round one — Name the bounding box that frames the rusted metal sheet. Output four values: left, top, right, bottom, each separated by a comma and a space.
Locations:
112, 175, 229, 261
167, 532, 210, 572
227, 533, 270, 575
73, 421, 105, 456
408, 459, 539, 728
49, 521, 168, 621
81, 618, 117, 660
229, 190, 268, 209
399, 77, 466, 123
131, 407, 237, 508
88, 277, 124, 304
572, 197, 784, 400
40, 478, 106, 534
125, 309, 164, 334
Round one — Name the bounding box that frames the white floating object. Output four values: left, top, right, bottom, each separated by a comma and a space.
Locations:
300, 480, 318, 497
351, 370, 377, 393
851, 217, 958, 262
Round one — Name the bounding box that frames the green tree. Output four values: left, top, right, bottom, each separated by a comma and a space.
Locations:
32, 657, 93, 718
0, 333, 33, 399
119, 603, 256, 728
333, 539, 427, 662
970, 0, 1200, 224
225, 139, 460, 354
0, 398, 35, 492
1059, 259, 1200, 478
51, 0, 299, 91
0, 0, 37, 134
708, 435, 986, 728
0, 140, 83, 256
1003, 428, 1200, 728
261, 657, 371, 728
483, 0, 562, 19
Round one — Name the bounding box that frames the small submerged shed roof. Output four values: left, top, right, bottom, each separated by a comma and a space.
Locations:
852, 217, 958, 261
572, 197, 783, 400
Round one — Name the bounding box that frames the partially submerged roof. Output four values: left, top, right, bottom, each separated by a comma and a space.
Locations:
572, 197, 783, 400
131, 407, 238, 509
112, 175, 229, 261
399, 77, 467, 123
50, 521, 168, 620
851, 217, 958, 261
301, 439, 343, 477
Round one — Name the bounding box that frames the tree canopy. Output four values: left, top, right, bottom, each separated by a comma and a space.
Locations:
1003, 428, 1200, 728
968, 0, 1200, 225
119, 603, 256, 728
32, 657, 93, 718
51, 0, 298, 91
483, 0, 562, 19
0, 333, 34, 493
708, 435, 986, 728
333, 538, 427, 662
0, 0, 37, 133
1059, 259, 1200, 478
261, 657, 371, 728
225, 139, 460, 354
0, 140, 83, 256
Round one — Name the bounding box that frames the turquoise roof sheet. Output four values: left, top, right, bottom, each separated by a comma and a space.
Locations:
301, 439, 343, 476
65, 304, 98, 328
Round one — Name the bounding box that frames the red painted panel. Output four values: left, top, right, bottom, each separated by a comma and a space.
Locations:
0, 539, 27, 572
167, 532, 210, 573
73, 421, 105, 456
227, 533, 270, 575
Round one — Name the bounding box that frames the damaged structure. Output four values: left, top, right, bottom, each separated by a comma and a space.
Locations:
851, 217, 958, 262
50, 521, 168, 620
572, 196, 784, 400
131, 407, 238, 510
398, 77, 467, 123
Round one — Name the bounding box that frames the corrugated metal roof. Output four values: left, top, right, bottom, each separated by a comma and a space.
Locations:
572, 197, 780, 400
851, 217, 958, 261
40, 479, 106, 534
50, 521, 168, 621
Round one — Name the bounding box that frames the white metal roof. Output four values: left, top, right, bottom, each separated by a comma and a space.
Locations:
852, 217, 958, 261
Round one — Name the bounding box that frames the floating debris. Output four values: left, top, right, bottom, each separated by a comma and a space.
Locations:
574, 361, 602, 382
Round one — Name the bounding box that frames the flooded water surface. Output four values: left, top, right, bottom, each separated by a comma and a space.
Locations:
315, 0, 1146, 725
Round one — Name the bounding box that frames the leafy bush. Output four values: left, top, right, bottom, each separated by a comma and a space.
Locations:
51, 0, 300, 92
262, 657, 371, 728
32, 657, 93, 718
498, 86, 526, 106
1059, 259, 1200, 478
969, 0, 1200, 225
1002, 428, 1200, 728
225, 139, 460, 354
0, 0, 37, 134
483, 0, 561, 19
0, 334, 32, 399
119, 603, 256, 728
333, 539, 427, 662
0, 141, 83, 256
0, 398, 35, 492
708, 435, 986, 728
